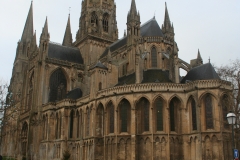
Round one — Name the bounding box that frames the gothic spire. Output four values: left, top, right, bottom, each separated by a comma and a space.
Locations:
197, 49, 202, 60
30, 30, 37, 51
62, 14, 72, 46
127, 0, 140, 22
21, 2, 34, 43
164, 2, 171, 30
40, 17, 50, 40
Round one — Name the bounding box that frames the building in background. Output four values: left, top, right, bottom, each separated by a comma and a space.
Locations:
0, 0, 234, 159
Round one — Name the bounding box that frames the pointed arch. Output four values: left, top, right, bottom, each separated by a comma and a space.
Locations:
103, 13, 109, 32
86, 107, 90, 136
91, 11, 98, 28
21, 121, 28, 156
154, 97, 164, 131
169, 97, 181, 132
96, 103, 104, 136
118, 99, 131, 133
69, 110, 74, 138
204, 94, 214, 129
136, 97, 150, 133
151, 46, 157, 67
106, 101, 115, 134
188, 96, 197, 131
49, 68, 67, 102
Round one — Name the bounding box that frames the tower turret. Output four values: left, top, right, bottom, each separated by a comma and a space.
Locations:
62, 14, 72, 47
162, 2, 174, 37
127, 0, 141, 46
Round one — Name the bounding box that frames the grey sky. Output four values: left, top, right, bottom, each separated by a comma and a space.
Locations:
0, 0, 240, 81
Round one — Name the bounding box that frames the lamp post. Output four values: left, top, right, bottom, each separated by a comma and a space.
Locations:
227, 111, 236, 159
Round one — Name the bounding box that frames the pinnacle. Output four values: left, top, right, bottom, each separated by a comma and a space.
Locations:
21, 2, 34, 42
62, 14, 73, 46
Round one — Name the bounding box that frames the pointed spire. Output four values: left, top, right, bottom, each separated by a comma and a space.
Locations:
21, 2, 34, 42
41, 17, 49, 40
164, 2, 171, 29
197, 49, 202, 59
62, 14, 73, 46
129, 0, 137, 16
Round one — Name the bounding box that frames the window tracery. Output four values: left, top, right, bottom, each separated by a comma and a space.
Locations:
151, 47, 157, 67
155, 98, 163, 131
103, 13, 109, 32
205, 94, 214, 129
119, 99, 131, 132
49, 68, 67, 102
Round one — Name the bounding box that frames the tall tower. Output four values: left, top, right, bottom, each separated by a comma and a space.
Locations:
10, 2, 36, 101
127, 0, 140, 46
74, 0, 118, 65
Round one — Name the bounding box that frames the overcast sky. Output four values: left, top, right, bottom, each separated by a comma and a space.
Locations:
0, 0, 240, 81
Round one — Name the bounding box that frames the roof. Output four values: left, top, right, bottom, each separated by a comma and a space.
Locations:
181, 63, 220, 83
140, 18, 164, 37
116, 69, 171, 86
48, 42, 84, 64
100, 18, 164, 59
90, 61, 108, 70
142, 69, 171, 83
66, 88, 83, 100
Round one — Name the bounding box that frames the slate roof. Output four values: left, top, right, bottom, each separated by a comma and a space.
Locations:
116, 69, 171, 86
90, 61, 108, 70
48, 42, 84, 64
181, 63, 220, 83
100, 18, 164, 59
66, 88, 83, 100
140, 18, 164, 37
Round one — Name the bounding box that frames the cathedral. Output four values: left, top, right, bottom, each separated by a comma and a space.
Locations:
0, 0, 234, 159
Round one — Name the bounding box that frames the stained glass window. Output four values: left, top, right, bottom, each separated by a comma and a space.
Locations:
96, 104, 104, 136
108, 102, 114, 133
205, 94, 214, 129
49, 69, 67, 102
69, 110, 74, 138
170, 101, 175, 131
151, 47, 157, 67
191, 98, 197, 130
119, 99, 130, 132
156, 98, 163, 131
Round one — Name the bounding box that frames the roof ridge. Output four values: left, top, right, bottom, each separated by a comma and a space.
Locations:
140, 17, 155, 28
49, 41, 79, 50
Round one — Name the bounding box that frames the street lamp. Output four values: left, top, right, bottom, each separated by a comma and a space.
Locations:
227, 111, 236, 159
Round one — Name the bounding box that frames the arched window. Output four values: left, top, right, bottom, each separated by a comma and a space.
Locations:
55, 113, 59, 139
69, 110, 74, 138
136, 98, 150, 133
28, 72, 34, 110
151, 47, 157, 67
169, 97, 181, 132
222, 95, 228, 129
91, 12, 98, 27
155, 98, 163, 131
21, 122, 28, 156
191, 98, 197, 130
86, 107, 90, 136
103, 13, 109, 32
76, 111, 80, 138
107, 101, 114, 133
119, 99, 131, 132
49, 68, 67, 102
205, 94, 214, 129
96, 103, 104, 136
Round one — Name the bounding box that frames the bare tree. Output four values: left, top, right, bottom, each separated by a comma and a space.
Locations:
0, 79, 8, 120
215, 59, 240, 148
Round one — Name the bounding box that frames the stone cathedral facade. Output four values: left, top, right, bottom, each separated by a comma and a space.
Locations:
0, 0, 234, 160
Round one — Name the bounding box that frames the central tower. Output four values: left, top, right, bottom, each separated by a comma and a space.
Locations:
74, 0, 118, 65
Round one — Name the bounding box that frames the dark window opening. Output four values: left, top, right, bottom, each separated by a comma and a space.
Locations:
103, 13, 109, 32
156, 98, 163, 131
205, 94, 214, 129
151, 47, 157, 67
191, 98, 197, 130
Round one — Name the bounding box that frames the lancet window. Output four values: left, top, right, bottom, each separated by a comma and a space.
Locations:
155, 98, 163, 131
136, 98, 150, 133
151, 46, 157, 67
107, 101, 114, 133
91, 12, 98, 28
69, 110, 74, 138
191, 98, 197, 130
119, 99, 131, 132
103, 13, 109, 32
205, 94, 214, 129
